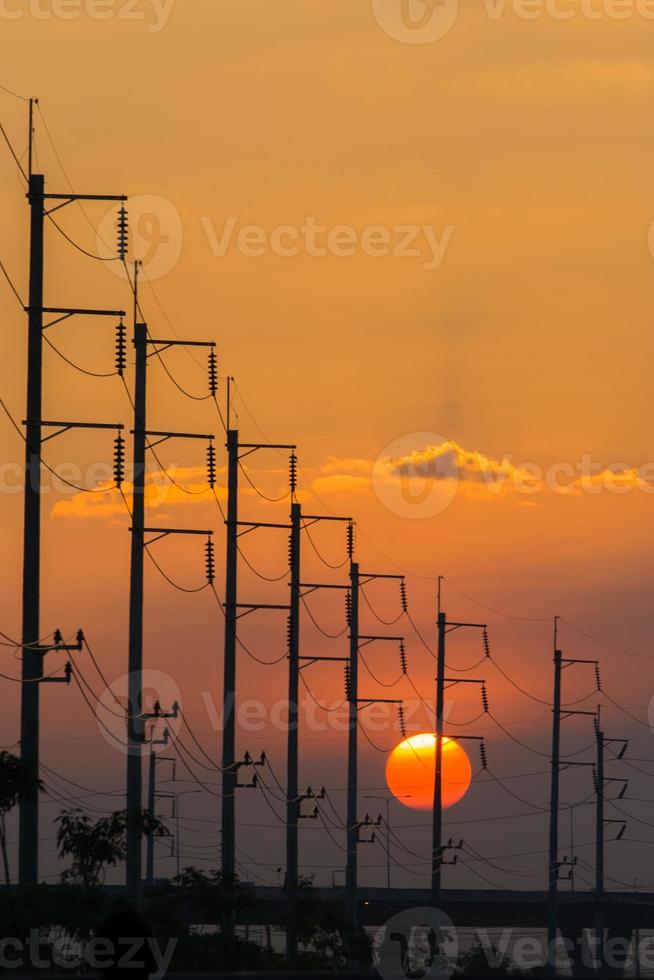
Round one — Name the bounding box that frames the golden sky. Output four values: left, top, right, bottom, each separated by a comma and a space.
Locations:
1, 0, 654, 890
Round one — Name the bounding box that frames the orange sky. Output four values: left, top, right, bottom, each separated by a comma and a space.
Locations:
1, 0, 654, 891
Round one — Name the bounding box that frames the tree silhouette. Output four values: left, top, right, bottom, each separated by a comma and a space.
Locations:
0, 751, 43, 885
56, 808, 169, 886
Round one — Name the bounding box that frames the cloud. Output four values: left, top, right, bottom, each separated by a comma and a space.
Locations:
51, 466, 226, 521
311, 474, 371, 496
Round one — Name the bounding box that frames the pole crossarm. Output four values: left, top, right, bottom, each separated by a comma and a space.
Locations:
235, 521, 291, 537
562, 657, 599, 667
356, 698, 403, 709
359, 635, 404, 644
299, 583, 349, 598
138, 527, 213, 547
145, 338, 216, 349
561, 709, 597, 721
27, 420, 124, 443
237, 441, 296, 463
299, 655, 348, 667
302, 514, 351, 524
43, 192, 127, 201
140, 429, 214, 450
359, 572, 404, 584
444, 677, 485, 685
38, 628, 84, 654
445, 621, 486, 633
233, 602, 291, 620
30, 307, 127, 329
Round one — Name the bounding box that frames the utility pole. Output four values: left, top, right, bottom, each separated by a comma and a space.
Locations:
126, 269, 216, 905
221, 434, 295, 899
222, 428, 238, 885
595, 724, 604, 966
547, 635, 562, 959
145, 747, 175, 887
345, 557, 405, 938
345, 559, 360, 931
363, 795, 410, 889
286, 496, 301, 960
593, 711, 628, 971
432, 579, 487, 911
288, 516, 352, 958
546, 619, 599, 969
433, 591, 445, 911
19, 154, 126, 884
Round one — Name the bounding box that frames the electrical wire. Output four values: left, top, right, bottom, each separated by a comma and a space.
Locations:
359, 650, 404, 689
0, 80, 29, 101
0, 119, 27, 182
360, 585, 403, 626
0, 256, 24, 307
444, 578, 552, 623
299, 673, 346, 714
144, 545, 209, 595
238, 460, 289, 503
301, 520, 348, 570
43, 333, 116, 378
300, 593, 347, 639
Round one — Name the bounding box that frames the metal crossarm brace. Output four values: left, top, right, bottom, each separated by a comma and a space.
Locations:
138, 527, 212, 547
233, 603, 291, 620
359, 633, 404, 648
139, 430, 215, 450
30, 307, 127, 330
25, 420, 124, 443
445, 621, 486, 634
235, 521, 291, 537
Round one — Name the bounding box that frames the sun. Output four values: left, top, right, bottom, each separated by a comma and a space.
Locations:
385, 733, 472, 811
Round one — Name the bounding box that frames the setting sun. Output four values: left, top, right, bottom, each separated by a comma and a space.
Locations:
385, 733, 473, 811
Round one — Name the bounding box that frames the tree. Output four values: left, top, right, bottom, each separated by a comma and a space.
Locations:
55, 808, 169, 886
0, 751, 43, 885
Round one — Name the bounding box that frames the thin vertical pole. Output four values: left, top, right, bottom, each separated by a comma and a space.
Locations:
19, 171, 45, 886
146, 748, 155, 887
221, 429, 239, 889
126, 293, 146, 906
345, 561, 360, 930
28, 99, 34, 181
285, 502, 301, 959
431, 610, 446, 909
547, 642, 562, 964
569, 806, 575, 895
385, 798, 391, 890
176, 796, 181, 879
595, 726, 605, 967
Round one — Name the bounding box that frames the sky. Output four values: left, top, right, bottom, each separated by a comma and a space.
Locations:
1, 0, 654, 897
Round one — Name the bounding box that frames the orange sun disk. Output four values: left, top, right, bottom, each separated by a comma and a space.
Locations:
385, 733, 472, 811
